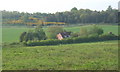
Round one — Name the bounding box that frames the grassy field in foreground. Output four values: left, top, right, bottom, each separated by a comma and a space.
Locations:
2, 25, 119, 42
2, 40, 118, 70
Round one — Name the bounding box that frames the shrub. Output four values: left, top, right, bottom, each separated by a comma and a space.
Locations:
99, 34, 118, 41
46, 26, 64, 39
26, 33, 118, 46
80, 25, 103, 37
19, 32, 27, 42
80, 27, 88, 37
87, 34, 99, 42
71, 32, 79, 37
20, 25, 46, 42
118, 35, 120, 40
64, 38, 74, 44
88, 25, 103, 35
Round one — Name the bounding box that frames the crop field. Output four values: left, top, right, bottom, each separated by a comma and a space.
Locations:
2, 40, 118, 70
2, 25, 119, 42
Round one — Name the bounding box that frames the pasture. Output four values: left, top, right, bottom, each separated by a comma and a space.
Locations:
2, 25, 119, 42
2, 40, 118, 70
2, 25, 119, 70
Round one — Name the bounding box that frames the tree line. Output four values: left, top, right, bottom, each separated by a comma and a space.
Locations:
1, 5, 118, 25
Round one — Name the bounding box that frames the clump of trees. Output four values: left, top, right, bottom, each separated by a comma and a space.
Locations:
20, 25, 46, 42
46, 26, 64, 39
20, 25, 104, 42
20, 25, 70, 42
70, 25, 103, 38
80, 25, 103, 37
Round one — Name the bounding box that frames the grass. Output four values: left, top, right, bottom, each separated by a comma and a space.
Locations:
64, 25, 119, 35
2, 27, 33, 43
2, 25, 119, 42
0, 27, 2, 43
2, 24, 119, 70
2, 40, 118, 70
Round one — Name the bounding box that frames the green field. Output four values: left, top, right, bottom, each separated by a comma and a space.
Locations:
2, 40, 118, 70
2, 25, 119, 42
2, 25, 119, 70
64, 25, 119, 34
2, 27, 30, 42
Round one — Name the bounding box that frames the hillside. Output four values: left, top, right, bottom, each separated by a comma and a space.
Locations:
2, 40, 118, 70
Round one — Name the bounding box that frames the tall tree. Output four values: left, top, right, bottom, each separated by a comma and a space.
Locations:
47, 26, 64, 39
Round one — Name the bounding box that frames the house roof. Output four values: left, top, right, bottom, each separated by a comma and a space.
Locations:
59, 32, 71, 38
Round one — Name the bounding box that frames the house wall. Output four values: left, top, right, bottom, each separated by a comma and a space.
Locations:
57, 33, 63, 40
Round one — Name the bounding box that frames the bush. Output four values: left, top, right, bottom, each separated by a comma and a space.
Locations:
26, 34, 118, 46
87, 34, 99, 42
80, 25, 103, 37
71, 32, 79, 37
20, 25, 46, 42
88, 25, 103, 35
46, 26, 64, 39
99, 34, 118, 41
80, 27, 88, 37
118, 35, 120, 40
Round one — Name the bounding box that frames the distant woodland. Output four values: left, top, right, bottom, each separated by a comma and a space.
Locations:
1, 6, 118, 26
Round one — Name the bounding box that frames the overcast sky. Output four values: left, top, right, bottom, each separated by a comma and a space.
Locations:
0, 0, 119, 13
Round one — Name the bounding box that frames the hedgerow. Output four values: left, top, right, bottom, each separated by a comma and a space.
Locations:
26, 34, 119, 46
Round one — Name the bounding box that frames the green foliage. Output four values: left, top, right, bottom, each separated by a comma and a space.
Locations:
2, 5, 118, 26
19, 32, 27, 42
71, 7, 78, 12
25, 30, 34, 42
107, 5, 113, 12
71, 32, 79, 37
20, 25, 46, 42
26, 33, 119, 46
118, 12, 120, 24
34, 25, 46, 40
80, 27, 88, 37
88, 25, 103, 35
99, 34, 118, 41
46, 26, 64, 39
21, 13, 29, 23
118, 35, 120, 40
80, 25, 103, 37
